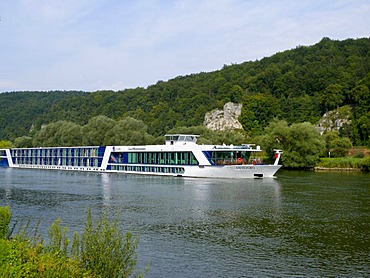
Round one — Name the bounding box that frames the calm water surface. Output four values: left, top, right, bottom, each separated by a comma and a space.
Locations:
0, 168, 369, 277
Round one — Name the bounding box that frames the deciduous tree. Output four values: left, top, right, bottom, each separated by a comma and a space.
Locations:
82, 116, 116, 146
260, 120, 325, 168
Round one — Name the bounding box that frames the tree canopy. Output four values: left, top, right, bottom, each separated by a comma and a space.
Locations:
260, 120, 326, 168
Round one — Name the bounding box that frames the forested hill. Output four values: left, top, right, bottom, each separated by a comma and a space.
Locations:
1, 37, 369, 145
0, 91, 88, 140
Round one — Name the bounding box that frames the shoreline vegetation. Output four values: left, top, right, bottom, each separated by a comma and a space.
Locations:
315, 157, 370, 172
314, 167, 362, 172
0, 206, 148, 278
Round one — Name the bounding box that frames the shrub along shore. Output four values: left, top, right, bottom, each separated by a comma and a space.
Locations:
0, 206, 148, 278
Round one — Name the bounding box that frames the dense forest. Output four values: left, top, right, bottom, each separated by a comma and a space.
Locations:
0, 37, 369, 148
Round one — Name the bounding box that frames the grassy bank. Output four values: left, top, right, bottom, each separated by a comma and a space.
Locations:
316, 157, 370, 171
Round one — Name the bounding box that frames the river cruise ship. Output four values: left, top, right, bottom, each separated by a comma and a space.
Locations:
0, 134, 282, 178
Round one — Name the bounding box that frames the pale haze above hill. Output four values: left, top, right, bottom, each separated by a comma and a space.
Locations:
0, 0, 369, 92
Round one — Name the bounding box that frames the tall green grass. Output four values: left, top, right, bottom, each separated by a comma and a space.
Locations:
0, 206, 11, 239
0, 207, 148, 277
318, 157, 370, 171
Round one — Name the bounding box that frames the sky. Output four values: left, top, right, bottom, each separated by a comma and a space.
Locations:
0, 0, 369, 93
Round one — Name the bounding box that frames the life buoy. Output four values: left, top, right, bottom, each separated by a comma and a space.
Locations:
237, 158, 243, 164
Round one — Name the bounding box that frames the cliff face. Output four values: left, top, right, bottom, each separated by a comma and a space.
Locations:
204, 104, 354, 134
204, 102, 243, 131
316, 105, 352, 135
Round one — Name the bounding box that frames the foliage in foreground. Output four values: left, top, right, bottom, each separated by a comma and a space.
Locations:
0, 206, 147, 278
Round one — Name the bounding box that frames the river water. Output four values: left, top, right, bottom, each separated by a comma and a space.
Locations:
0, 168, 369, 277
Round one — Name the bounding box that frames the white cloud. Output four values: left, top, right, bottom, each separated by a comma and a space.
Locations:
0, 0, 369, 92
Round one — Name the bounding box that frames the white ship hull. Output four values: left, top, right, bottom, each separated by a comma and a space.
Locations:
1, 134, 283, 179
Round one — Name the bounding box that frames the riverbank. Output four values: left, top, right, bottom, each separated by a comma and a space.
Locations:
315, 157, 370, 172
314, 166, 362, 172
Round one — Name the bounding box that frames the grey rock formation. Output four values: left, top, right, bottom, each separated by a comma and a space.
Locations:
204, 102, 243, 131
316, 106, 352, 135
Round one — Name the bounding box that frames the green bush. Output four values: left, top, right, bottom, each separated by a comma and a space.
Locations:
77, 210, 144, 278
0, 207, 148, 278
46, 218, 70, 257
353, 151, 365, 158
318, 157, 366, 169
0, 206, 11, 239
360, 156, 370, 171
0, 237, 88, 278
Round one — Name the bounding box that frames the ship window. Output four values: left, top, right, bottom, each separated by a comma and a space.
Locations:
185, 136, 193, 142
166, 135, 179, 141
125, 151, 198, 165
183, 152, 188, 163
128, 153, 138, 163
210, 151, 251, 165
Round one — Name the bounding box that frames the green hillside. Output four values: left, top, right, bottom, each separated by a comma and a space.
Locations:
0, 37, 369, 145
0, 91, 88, 139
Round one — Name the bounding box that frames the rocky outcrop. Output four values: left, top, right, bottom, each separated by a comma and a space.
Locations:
204, 102, 243, 131
316, 106, 352, 135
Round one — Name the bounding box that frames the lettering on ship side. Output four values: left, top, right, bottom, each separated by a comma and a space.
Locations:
235, 166, 255, 170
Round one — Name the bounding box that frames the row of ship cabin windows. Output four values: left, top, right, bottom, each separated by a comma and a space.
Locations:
12, 157, 101, 167
10, 148, 100, 158
110, 152, 199, 165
